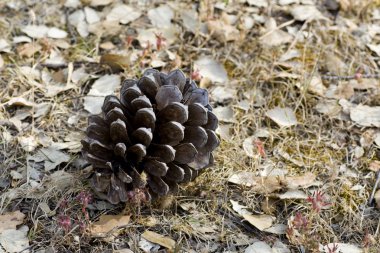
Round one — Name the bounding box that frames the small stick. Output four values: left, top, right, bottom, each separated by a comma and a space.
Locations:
368, 171, 380, 206
321, 73, 380, 81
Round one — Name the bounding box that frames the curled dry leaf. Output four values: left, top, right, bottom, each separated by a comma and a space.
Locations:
89, 214, 131, 237
141, 230, 176, 251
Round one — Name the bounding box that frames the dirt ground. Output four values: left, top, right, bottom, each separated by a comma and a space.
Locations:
1, 0, 380, 252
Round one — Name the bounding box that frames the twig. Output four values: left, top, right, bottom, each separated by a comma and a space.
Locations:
368, 171, 380, 206
321, 73, 380, 81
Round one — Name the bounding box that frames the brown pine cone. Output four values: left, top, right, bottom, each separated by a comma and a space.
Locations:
81, 69, 219, 204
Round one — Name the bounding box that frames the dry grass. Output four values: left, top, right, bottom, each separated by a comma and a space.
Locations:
0, 0, 380, 252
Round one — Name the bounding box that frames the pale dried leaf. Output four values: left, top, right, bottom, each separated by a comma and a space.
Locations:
84, 7, 100, 24
375, 190, 380, 209
213, 106, 234, 123
47, 27, 68, 39
107, 5, 141, 25
207, 20, 240, 42
263, 224, 287, 235
243, 214, 275, 231
278, 190, 308, 199
291, 5, 324, 21
266, 107, 297, 127
350, 104, 380, 127
90, 214, 131, 236
0, 226, 29, 253
84, 74, 121, 114
285, 172, 317, 189
320, 243, 363, 253
18, 136, 38, 152
141, 231, 176, 251
0, 211, 25, 233
230, 200, 250, 215
367, 44, 380, 57
21, 25, 49, 38
148, 5, 174, 27
211, 86, 235, 103
194, 57, 228, 83
245, 241, 272, 253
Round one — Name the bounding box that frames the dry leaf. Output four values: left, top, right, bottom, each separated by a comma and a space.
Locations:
266, 107, 297, 127
194, 57, 228, 83
229, 172, 317, 193
245, 241, 272, 253
213, 106, 234, 123
90, 214, 131, 236
148, 5, 174, 28
141, 231, 176, 251
100, 54, 130, 72
285, 172, 317, 189
243, 214, 275, 231
18, 136, 38, 152
0, 211, 25, 233
350, 104, 380, 127
320, 243, 363, 253
374, 190, 380, 209
207, 20, 240, 42
229, 172, 283, 193
290, 5, 324, 21
84, 74, 121, 114
107, 5, 141, 25
260, 18, 293, 47
0, 225, 29, 253
278, 190, 307, 199
211, 86, 235, 103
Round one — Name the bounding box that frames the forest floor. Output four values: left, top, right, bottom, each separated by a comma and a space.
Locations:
1, 0, 380, 252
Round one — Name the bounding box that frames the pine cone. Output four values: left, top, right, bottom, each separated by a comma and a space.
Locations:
81, 69, 219, 204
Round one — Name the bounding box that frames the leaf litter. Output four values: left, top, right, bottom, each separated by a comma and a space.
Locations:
0, 0, 380, 252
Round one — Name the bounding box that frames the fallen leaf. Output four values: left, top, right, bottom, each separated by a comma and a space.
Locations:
211, 86, 235, 103
29, 147, 70, 171
213, 106, 234, 123
141, 231, 176, 251
84, 7, 100, 24
369, 161, 380, 172
113, 249, 134, 253
18, 136, 38, 152
260, 18, 293, 47
245, 241, 272, 253
272, 240, 291, 253
278, 190, 308, 199
230, 200, 250, 215
194, 57, 228, 83
243, 214, 275, 231
263, 224, 287, 235
266, 107, 298, 127
207, 20, 240, 42
246, 0, 268, 7
148, 5, 174, 27
106, 5, 141, 24
21, 25, 49, 38
320, 243, 363, 253
350, 104, 380, 127
290, 5, 324, 21
90, 214, 131, 236
91, 0, 113, 6
100, 54, 130, 72
84, 74, 121, 114
367, 44, 380, 57
47, 27, 68, 39
285, 172, 317, 189
180, 9, 199, 33
139, 238, 160, 252
0, 211, 25, 233
229, 172, 317, 193
0, 225, 29, 253
5, 97, 35, 107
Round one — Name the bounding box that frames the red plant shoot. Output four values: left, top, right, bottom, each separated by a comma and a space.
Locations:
307, 190, 331, 213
